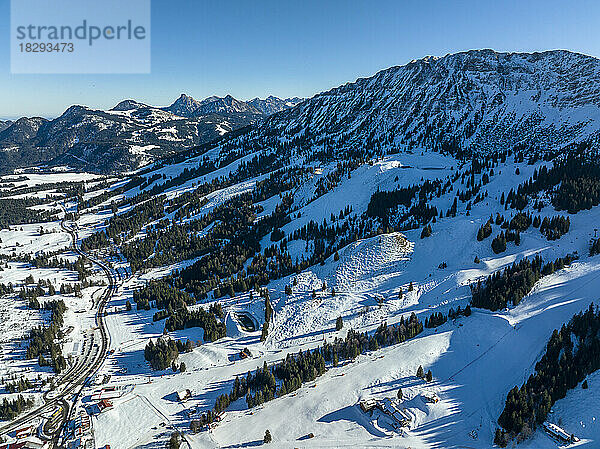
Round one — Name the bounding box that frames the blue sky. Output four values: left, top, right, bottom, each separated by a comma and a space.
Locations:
0, 0, 598, 119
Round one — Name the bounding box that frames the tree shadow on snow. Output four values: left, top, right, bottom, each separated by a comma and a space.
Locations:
221, 439, 263, 448
112, 348, 154, 376
364, 376, 425, 395
192, 378, 235, 410
416, 275, 600, 448
318, 405, 388, 438
161, 391, 179, 403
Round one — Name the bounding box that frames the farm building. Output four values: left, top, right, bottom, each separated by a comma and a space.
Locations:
15, 426, 33, 439
359, 399, 376, 412
177, 389, 192, 402
372, 398, 412, 427
98, 399, 113, 412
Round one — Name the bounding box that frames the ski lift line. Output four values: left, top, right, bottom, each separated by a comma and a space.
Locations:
449, 263, 600, 424
449, 259, 600, 382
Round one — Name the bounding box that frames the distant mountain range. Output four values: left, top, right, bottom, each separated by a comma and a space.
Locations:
0, 120, 13, 133
161, 94, 302, 117
5, 49, 600, 175
0, 94, 302, 174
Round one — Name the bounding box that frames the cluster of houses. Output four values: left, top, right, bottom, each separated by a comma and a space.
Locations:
63, 410, 93, 448
87, 387, 119, 416
359, 392, 439, 430
62, 387, 123, 448
360, 397, 413, 428
0, 426, 49, 449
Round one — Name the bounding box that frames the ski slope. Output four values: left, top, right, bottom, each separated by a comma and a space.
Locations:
67, 150, 600, 449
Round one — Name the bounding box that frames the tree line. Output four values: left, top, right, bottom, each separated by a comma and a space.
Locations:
0, 395, 34, 420
133, 281, 226, 342
471, 255, 576, 311
505, 149, 600, 214
496, 304, 600, 446
26, 300, 67, 373
144, 337, 193, 371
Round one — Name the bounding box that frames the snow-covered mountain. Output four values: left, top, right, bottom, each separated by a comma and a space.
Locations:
162, 93, 302, 117
4, 49, 600, 174
0, 94, 300, 174
248, 95, 303, 115
110, 99, 150, 111
6, 49, 600, 449
0, 120, 12, 133
0, 104, 226, 173
161, 93, 205, 117
261, 49, 600, 155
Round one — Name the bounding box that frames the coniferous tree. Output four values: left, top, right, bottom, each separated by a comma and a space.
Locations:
494, 428, 508, 448
491, 232, 507, 254
265, 295, 273, 323
471, 254, 575, 311
497, 304, 600, 442
168, 432, 180, 449
477, 221, 493, 241
264, 430, 272, 443
260, 322, 269, 342
420, 224, 432, 239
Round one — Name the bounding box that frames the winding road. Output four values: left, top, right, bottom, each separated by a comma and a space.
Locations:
0, 217, 116, 447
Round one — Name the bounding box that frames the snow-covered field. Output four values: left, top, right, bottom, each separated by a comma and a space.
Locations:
2, 151, 600, 449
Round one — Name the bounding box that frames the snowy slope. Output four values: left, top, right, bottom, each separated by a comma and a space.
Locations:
262, 50, 600, 155
67, 147, 600, 449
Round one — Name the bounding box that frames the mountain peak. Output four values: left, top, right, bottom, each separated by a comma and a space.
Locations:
247, 96, 303, 115
160, 93, 301, 118
162, 94, 203, 117
111, 99, 149, 111
262, 48, 600, 156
